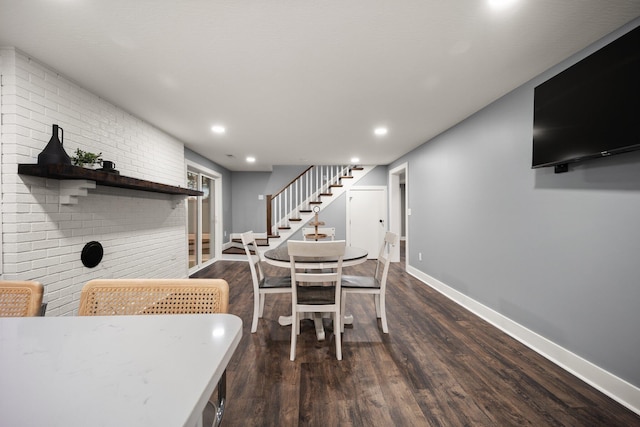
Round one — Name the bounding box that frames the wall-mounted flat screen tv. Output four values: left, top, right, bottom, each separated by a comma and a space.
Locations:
532, 25, 640, 172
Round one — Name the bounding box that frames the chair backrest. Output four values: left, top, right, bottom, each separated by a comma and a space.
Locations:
374, 231, 399, 289
288, 240, 346, 303
240, 231, 264, 289
302, 227, 336, 241
0, 281, 44, 317
78, 279, 229, 316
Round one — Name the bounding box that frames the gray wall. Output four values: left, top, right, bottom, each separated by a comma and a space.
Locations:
391, 19, 640, 388
355, 165, 388, 186
184, 148, 233, 240
230, 165, 309, 234
283, 165, 389, 241
232, 165, 388, 239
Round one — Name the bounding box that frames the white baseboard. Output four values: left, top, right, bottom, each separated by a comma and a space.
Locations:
407, 265, 640, 416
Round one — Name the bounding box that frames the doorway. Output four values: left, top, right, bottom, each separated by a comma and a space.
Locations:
187, 163, 222, 273
389, 163, 408, 265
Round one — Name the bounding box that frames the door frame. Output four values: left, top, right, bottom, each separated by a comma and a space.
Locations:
388, 162, 408, 265
186, 160, 223, 274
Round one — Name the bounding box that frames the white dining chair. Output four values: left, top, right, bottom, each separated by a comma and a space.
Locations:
288, 240, 346, 361
341, 231, 398, 333
302, 227, 335, 241
240, 231, 291, 333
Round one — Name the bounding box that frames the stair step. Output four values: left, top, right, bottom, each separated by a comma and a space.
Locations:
279, 226, 291, 230
300, 209, 312, 213
351, 166, 363, 171
330, 184, 343, 188
320, 193, 333, 196
289, 218, 302, 222
222, 247, 250, 255
341, 175, 354, 179
231, 238, 270, 246
309, 201, 322, 204
223, 246, 259, 255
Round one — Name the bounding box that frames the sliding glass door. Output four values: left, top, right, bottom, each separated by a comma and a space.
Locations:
187, 166, 221, 272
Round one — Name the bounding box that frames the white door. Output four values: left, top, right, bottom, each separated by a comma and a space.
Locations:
347, 186, 387, 259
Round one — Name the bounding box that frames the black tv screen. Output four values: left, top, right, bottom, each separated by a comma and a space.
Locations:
532, 25, 640, 170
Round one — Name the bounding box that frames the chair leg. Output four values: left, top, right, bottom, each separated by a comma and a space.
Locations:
251, 293, 260, 333
259, 293, 266, 317
374, 294, 381, 318
340, 291, 346, 333
290, 312, 297, 361
379, 293, 388, 333
334, 311, 342, 360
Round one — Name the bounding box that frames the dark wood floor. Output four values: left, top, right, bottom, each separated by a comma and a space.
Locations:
193, 243, 640, 426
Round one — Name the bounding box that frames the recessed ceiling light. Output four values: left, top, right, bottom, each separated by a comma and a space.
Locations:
374, 127, 388, 136
351, 157, 360, 163
211, 125, 226, 134
246, 156, 256, 163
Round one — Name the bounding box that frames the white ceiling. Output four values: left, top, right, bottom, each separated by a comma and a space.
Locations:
1, 1, 639, 171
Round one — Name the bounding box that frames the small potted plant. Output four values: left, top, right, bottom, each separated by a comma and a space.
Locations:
71, 149, 103, 168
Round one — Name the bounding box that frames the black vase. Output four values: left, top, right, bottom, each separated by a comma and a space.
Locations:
37, 124, 71, 165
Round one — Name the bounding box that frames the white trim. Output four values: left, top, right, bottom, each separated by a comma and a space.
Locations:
388, 163, 408, 265
407, 265, 640, 416
186, 160, 223, 274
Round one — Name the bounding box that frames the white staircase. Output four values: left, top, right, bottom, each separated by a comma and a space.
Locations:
266, 165, 374, 249
222, 165, 375, 260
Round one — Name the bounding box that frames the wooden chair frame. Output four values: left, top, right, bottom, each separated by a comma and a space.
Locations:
78, 279, 229, 316
0, 281, 44, 317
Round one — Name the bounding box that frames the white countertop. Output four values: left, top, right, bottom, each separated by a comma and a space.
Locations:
0, 314, 242, 427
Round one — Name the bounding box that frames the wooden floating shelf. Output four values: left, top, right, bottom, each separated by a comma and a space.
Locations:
18, 164, 203, 196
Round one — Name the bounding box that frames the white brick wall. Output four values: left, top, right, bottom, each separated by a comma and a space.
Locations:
1, 48, 190, 316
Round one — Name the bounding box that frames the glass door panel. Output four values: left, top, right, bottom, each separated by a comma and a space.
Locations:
187, 171, 199, 268
201, 175, 213, 264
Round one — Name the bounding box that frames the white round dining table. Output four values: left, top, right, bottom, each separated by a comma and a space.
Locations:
263, 245, 368, 268
263, 244, 368, 340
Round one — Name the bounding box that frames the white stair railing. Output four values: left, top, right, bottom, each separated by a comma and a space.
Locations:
266, 165, 353, 237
